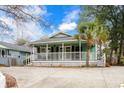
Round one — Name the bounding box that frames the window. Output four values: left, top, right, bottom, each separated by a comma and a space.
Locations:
37, 47, 40, 53
48, 47, 51, 52
40, 47, 46, 52
75, 46, 79, 51
2, 50, 5, 57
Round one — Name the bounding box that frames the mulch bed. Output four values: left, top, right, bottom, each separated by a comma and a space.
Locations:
0, 64, 6, 67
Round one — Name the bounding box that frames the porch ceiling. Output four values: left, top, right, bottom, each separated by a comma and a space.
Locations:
32, 40, 86, 46
0, 45, 8, 49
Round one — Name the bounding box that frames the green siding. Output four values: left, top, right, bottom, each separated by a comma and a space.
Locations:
90, 45, 96, 61
81, 43, 96, 61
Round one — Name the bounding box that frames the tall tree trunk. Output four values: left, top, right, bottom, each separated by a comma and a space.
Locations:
86, 48, 90, 67
109, 48, 113, 64
114, 48, 118, 55
118, 38, 123, 64
114, 48, 118, 64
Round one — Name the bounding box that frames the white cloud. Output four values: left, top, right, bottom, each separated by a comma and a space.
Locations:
0, 6, 48, 43
32, 6, 46, 16
57, 9, 80, 32
27, 6, 47, 16
0, 16, 16, 29
19, 22, 44, 40
0, 17, 45, 42
58, 22, 77, 31
63, 9, 80, 23
50, 9, 80, 35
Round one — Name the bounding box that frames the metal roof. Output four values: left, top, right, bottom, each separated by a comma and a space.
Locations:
50, 32, 72, 38
0, 41, 32, 53
30, 32, 86, 45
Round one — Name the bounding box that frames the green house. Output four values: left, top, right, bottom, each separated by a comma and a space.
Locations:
30, 32, 98, 66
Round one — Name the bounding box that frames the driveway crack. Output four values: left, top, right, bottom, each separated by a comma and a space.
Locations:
101, 68, 108, 88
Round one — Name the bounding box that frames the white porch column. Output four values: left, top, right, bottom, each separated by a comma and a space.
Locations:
0, 49, 2, 57
46, 44, 48, 60
62, 43, 64, 60
5, 49, 7, 57
103, 53, 106, 67
1, 49, 3, 57
6, 50, 9, 57
79, 40, 82, 61
40, 46, 41, 53
32, 45, 35, 61
26, 53, 27, 65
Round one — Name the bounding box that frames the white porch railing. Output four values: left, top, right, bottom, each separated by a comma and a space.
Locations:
31, 52, 96, 61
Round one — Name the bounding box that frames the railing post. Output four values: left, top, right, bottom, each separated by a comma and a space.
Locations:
46, 44, 48, 60
79, 40, 81, 61
62, 43, 64, 60
95, 44, 98, 61
103, 53, 106, 67
32, 45, 35, 61
25, 53, 27, 65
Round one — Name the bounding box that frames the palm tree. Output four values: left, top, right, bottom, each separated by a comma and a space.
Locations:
77, 22, 96, 67
96, 25, 108, 60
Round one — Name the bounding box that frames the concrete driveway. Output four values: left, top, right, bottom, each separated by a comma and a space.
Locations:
0, 66, 124, 88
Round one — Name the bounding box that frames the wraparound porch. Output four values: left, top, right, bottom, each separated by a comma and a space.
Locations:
32, 41, 97, 61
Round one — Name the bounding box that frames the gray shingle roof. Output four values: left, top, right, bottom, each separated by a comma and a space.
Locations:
0, 41, 32, 53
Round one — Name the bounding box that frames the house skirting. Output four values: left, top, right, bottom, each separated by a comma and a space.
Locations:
0, 57, 29, 66
31, 61, 98, 67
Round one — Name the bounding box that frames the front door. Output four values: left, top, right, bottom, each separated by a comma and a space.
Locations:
65, 46, 71, 60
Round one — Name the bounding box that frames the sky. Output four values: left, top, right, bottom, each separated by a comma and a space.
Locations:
0, 5, 81, 43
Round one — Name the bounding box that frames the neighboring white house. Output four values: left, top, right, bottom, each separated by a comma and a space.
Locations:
0, 41, 31, 66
